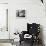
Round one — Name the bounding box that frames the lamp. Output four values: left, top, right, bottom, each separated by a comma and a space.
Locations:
41, 0, 43, 3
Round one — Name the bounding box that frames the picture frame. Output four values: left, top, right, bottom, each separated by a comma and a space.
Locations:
16, 10, 25, 17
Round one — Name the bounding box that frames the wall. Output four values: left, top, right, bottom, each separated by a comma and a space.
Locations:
0, 0, 8, 3
0, 4, 9, 39
0, 0, 13, 46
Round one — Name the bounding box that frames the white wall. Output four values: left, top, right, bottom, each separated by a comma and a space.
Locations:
0, 4, 9, 39
0, 0, 8, 3
0, 0, 13, 46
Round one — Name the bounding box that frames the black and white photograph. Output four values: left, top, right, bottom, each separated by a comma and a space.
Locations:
0, 0, 46, 46
16, 10, 25, 17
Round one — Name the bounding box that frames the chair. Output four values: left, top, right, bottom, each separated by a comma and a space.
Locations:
19, 23, 40, 46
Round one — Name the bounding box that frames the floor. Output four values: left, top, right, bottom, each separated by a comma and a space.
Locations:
0, 41, 43, 46
0, 43, 13, 46
19, 41, 43, 46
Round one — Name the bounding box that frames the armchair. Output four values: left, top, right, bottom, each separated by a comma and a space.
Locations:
19, 23, 41, 46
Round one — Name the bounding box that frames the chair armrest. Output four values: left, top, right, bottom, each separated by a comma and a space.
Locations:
19, 34, 24, 41
19, 31, 27, 41
22, 31, 28, 35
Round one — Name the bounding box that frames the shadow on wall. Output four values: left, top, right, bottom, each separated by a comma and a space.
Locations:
40, 25, 45, 46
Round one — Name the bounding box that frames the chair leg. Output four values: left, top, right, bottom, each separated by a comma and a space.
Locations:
30, 39, 34, 46
20, 41, 21, 45
30, 42, 34, 46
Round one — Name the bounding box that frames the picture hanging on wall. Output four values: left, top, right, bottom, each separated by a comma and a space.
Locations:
16, 10, 25, 17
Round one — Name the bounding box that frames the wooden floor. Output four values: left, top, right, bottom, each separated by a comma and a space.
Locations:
19, 41, 43, 46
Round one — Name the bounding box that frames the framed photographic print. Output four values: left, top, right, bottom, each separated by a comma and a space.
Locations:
16, 10, 25, 17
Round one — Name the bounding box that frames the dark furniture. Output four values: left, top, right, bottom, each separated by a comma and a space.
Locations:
19, 23, 41, 46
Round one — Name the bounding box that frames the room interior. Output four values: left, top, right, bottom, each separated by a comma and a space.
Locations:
0, 0, 46, 46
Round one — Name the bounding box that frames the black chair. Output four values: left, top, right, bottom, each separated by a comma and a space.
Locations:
19, 23, 40, 46
27, 23, 40, 43
27, 23, 40, 36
